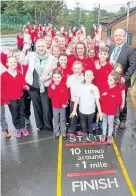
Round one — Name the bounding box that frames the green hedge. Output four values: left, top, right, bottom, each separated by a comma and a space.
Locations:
1, 14, 34, 31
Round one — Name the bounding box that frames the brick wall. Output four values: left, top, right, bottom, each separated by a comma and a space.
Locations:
101, 11, 136, 48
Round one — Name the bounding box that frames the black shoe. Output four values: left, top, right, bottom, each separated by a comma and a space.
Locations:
96, 128, 102, 135
62, 135, 67, 140
38, 127, 44, 131
55, 135, 59, 139
95, 135, 100, 142
46, 129, 53, 132
93, 129, 97, 135
66, 122, 69, 127
89, 134, 96, 143
119, 121, 126, 129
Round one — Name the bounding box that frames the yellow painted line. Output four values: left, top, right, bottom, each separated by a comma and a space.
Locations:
112, 138, 136, 196
56, 135, 63, 196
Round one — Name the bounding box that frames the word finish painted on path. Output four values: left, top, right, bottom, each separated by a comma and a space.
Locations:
72, 177, 119, 192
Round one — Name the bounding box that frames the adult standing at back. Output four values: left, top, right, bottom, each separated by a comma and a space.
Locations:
109, 28, 136, 129
68, 41, 96, 74
20, 39, 57, 131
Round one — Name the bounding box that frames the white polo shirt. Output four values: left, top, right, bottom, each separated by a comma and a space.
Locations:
66, 74, 84, 101
77, 83, 100, 115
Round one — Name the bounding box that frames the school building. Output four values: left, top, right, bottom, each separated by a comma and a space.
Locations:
101, 7, 136, 48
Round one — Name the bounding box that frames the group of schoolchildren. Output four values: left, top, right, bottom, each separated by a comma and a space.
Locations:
16, 23, 78, 52
49, 48, 125, 144
1, 23, 126, 145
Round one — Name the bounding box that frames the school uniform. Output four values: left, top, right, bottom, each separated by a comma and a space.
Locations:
0, 52, 7, 67
114, 79, 127, 125
51, 29, 56, 38
78, 57, 95, 74
1, 54, 28, 78
93, 61, 113, 93
68, 56, 96, 74
60, 48, 66, 53
55, 65, 72, 124
92, 61, 113, 125
17, 35, 24, 51
16, 62, 31, 120
66, 74, 84, 134
1, 54, 31, 120
1, 70, 27, 129
48, 81, 69, 136
57, 65, 71, 83
100, 85, 122, 136
30, 31, 36, 51
77, 83, 100, 134
0, 65, 9, 131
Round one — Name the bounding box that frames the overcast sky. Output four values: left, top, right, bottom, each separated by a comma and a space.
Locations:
65, 0, 135, 12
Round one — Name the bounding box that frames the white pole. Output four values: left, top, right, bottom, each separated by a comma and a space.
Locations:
79, 6, 81, 27
126, 2, 130, 41
98, 4, 100, 26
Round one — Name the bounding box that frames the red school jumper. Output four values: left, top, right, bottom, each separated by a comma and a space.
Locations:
117, 82, 126, 91
0, 52, 7, 66
48, 81, 69, 108
17, 35, 24, 47
93, 61, 113, 93
1, 71, 27, 103
68, 55, 96, 75
117, 72, 127, 91
100, 85, 122, 115
30, 30, 36, 43
0, 53, 28, 78
56, 65, 72, 83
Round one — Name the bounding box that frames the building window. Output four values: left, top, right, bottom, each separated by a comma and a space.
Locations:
107, 28, 111, 37
127, 33, 132, 45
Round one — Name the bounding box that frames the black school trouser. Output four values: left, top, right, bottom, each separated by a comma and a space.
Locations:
69, 101, 80, 134
24, 91, 31, 118
17, 46, 23, 51
8, 97, 25, 129
119, 88, 127, 122
80, 112, 95, 134
28, 87, 53, 130
66, 100, 70, 124
31, 42, 35, 51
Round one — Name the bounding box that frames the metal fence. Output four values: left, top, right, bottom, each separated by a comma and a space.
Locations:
1, 15, 34, 31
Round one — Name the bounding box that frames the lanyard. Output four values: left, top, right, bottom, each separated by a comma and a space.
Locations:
112, 46, 121, 60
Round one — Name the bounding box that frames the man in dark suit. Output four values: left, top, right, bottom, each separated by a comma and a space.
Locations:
109, 28, 136, 129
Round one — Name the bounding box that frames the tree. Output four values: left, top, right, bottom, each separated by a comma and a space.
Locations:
1, 1, 8, 14
118, 7, 126, 15
84, 12, 95, 34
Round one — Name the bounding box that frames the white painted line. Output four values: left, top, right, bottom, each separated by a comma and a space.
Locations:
2, 137, 53, 148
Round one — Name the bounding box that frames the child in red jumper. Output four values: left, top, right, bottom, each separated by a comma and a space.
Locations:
57, 53, 72, 125
12, 49, 31, 125
48, 69, 69, 140
88, 47, 98, 62
100, 71, 122, 144
57, 53, 72, 83
1, 56, 29, 138
17, 33, 24, 51
113, 63, 126, 112
0, 64, 11, 138
113, 63, 126, 130
94, 46, 113, 93
93, 46, 113, 132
